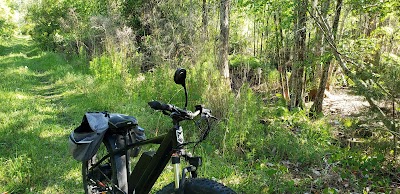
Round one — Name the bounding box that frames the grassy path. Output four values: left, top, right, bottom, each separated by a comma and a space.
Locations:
0, 36, 87, 193
0, 36, 175, 193
0, 36, 201, 193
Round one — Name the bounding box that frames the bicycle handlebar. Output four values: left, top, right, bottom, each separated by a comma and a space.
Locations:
148, 101, 213, 121
148, 101, 174, 111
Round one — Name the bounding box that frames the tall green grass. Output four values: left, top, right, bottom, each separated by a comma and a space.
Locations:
1, 36, 395, 193
0, 36, 85, 193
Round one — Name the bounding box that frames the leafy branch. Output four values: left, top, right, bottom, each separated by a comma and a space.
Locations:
307, 6, 398, 136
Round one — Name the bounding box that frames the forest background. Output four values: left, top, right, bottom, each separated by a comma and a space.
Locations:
0, 0, 399, 193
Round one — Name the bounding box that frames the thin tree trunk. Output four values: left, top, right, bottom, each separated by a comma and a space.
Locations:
311, 0, 342, 115
337, 7, 350, 41
254, 13, 257, 56
265, 13, 270, 58
290, 0, 307, 109
219, 0, 231, 87
274, 11, 289, 101
260, 7, 267, 55
393, 97, 397, 161
274, 13, 284, 99
202, 0, 208, 40
313, 0, 330, 81
278, 13, 290, 102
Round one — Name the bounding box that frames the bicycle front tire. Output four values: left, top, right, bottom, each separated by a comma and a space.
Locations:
156, 178, 237, 194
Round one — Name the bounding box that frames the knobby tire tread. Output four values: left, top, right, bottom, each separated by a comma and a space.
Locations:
156, 178, 236, 194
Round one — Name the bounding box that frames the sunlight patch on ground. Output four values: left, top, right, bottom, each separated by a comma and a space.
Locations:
323, 89, 370, 116
39, 126, 65, 139
0, 92, 34, 107
4, 65, 31, 76
63, 168, 82, 188
1, 108, 30, 120
42, 184, 63, 194
0, 154, 33, 190
35, 105, 57, 115
3, 52, 28, 59
56, 72, 91, 85
15, 93, 26, 99
221, 173, 244, 185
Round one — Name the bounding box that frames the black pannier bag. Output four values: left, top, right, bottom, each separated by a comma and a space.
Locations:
69, 112, 146, 161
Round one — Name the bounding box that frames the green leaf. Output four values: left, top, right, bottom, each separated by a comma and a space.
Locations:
265, 168, 278, 176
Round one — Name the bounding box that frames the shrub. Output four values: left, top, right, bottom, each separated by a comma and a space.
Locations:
0, 1, 16, 38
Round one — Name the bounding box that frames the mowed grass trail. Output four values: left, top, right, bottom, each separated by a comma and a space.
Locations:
0, 36, 213, 193
0, 36, 91, 193
0, 36, 246, 193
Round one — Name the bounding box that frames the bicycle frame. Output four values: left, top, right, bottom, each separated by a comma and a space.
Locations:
80, 68, 222, 194
91, 122, 184, 194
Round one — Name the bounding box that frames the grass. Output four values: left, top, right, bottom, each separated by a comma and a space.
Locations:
1, 36, 398, 193
0, 36, 83, 193
0, 36, 224, 193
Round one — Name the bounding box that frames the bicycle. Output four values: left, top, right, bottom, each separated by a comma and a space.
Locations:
69, 68, 236, 194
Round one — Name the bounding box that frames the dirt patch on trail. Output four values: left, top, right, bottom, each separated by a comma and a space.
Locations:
322, 89, 370, 117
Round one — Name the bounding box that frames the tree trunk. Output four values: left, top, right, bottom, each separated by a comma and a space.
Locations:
274, 11, 289, 101
219, 0, 231, 87
290, 0, 307, 109
190, 0, 194, 42
202, 0, 208, 40
311, 7, 397, 136
313, 0, 330, 81
253, 14, 257, 56
337, 7, 350, 41
310, 0, 342, 115
260, 8, 267, 56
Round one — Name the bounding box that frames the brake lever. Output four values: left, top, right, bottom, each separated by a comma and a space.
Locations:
201, 111, 218, 120
209, 115, 218, 120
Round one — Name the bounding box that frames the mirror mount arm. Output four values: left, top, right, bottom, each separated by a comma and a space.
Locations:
183, 85, 188, 110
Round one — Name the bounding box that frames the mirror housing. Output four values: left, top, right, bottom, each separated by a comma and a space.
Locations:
174, 68, 188, 109
174, 68, 187, 87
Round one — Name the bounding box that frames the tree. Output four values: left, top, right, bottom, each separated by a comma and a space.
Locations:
309, 0, 398, 139
0, 1, 16, 38
202, 0, 208, 40
274, 10, 290, 101
310, 0, 343, 115
290, 0, 308, 109
219, 0, 231, 87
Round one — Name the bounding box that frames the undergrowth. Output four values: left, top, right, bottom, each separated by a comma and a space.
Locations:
0, 36, 398, 193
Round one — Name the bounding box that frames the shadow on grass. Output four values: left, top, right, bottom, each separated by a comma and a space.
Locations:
0, 36, 183, 193
0, 38, 93, 192
0, 121, 81, 192
0, 37, 40, 57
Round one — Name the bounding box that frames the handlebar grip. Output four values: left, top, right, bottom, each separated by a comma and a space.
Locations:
148, 101, 162, 110
148, 101, 172, 111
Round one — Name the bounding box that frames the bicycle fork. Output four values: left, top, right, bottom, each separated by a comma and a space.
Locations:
172, 154, 181, 189
173, 125, 184, 189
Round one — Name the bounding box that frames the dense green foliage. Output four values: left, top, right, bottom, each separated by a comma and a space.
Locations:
0, 1, 17, 37
1, 0, 399, 193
